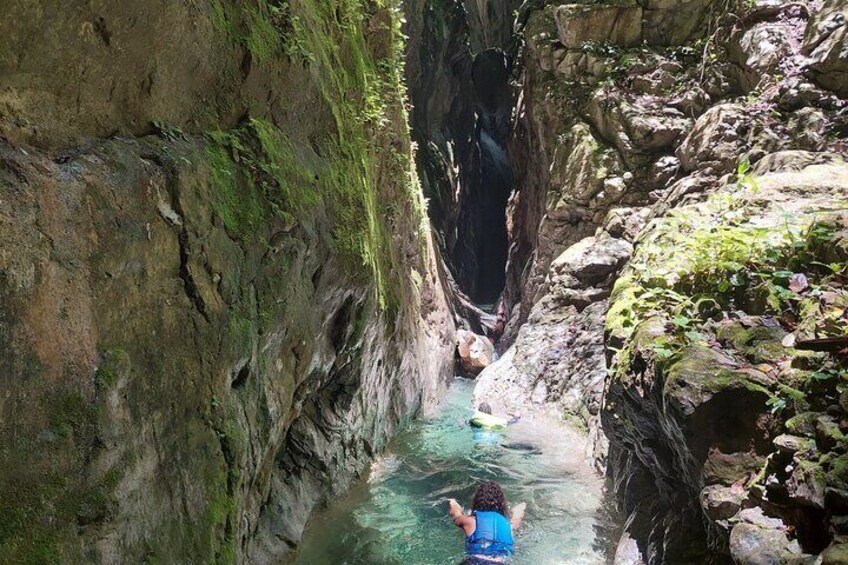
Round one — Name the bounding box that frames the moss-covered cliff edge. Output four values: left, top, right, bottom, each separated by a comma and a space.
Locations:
0, 1, 454, 562
472, 0, 848, 561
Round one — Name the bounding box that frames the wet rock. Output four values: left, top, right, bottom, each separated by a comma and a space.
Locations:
804, 0, 848, 97
456, 329, 494, 374
613, 528, 645, 564
554, 2, 643, 48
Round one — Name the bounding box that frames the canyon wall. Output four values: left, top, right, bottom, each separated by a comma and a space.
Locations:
477, 0, 848, 561
0, 1, 454, 562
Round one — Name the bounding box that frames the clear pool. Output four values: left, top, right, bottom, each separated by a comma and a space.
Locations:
292, 377, 607, 564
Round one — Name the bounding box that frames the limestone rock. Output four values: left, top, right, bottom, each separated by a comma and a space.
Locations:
549, 234, 633, 287
729, 523, 811, 564
554, 2, 642, 49
613, 529, 646, 564
603, 207, 651, 241
641, 0, 714, 46
729, 21, 797, 93
588, 89, 692, 162
700, 484, 747, 521
677, 103, 747, 174
804, 0, 848, 96
736, 507, 788, 530
456, 329, 494, 374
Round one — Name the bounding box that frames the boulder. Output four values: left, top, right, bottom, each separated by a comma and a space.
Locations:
700, 484, 747, 521
729, 21, 797, 93
588, 89, 692, 162
456, 330, 494, 374
549, 234, 633, 287
677, 103, 747, 174
554, 2, 642, 49
603, 207, 651, 241
729, 523, 811, 564
804, 0, 848, 97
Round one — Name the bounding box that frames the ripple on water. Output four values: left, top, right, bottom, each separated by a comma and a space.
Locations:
292, 378, 606, 565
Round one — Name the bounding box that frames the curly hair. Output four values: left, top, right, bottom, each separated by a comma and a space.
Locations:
471, 480, 509, 516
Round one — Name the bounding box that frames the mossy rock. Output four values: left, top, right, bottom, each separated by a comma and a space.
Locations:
825, 453, 848, 491
715, 320, 787, 365
786, 412, 820, 437
663, 344, 772, 415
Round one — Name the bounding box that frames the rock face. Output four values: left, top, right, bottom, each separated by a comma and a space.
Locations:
604, 156, 848, 562
484, 0, 848, 563
476, 232, 631, 464
405, 0, 519, 303
804, 0, 848, 97
0, 1, 454, 562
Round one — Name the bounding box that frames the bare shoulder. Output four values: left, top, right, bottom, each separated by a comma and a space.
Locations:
455, 513, 476, 535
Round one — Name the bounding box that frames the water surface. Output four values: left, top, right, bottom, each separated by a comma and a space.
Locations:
293, 377, 605, 564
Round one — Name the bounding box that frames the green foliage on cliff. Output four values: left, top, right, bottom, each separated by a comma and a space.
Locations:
207, 0, 426, 315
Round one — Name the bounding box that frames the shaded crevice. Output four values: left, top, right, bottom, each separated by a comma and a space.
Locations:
405, 0, 519, 308
453, 48, 515, 304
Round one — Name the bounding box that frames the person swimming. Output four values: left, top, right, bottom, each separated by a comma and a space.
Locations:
448, 480, 527, 564
469, 402, 521, 431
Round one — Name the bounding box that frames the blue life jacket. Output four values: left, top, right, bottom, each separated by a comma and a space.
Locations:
465, 510, 514, 557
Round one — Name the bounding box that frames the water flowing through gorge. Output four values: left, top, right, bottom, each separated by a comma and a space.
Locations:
2, 0, 848, 563
292, 378, 606, 564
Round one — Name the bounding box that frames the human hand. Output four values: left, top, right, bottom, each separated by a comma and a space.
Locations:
512, 502, 526, 517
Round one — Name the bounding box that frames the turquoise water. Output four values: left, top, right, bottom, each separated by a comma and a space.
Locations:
292, 378, 607, 564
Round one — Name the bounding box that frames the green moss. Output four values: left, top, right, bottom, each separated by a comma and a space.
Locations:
715, 322, 786, 364
205, 131, 268, 240
210, 0, 282, 63
826, 454, 848, 491
663, 344, 772, 398
95, 347, 129, 390
207, 0, 429, 317
785, 412, 817, 436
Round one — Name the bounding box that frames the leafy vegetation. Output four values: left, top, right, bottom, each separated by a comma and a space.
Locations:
607, 160, 848, 416
207, 0, 427, 315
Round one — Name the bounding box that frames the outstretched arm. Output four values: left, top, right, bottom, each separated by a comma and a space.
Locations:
448, 499, 475, 535
510, 502, 527, 530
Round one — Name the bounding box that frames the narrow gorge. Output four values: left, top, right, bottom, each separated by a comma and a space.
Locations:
1, 0, 847, 564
